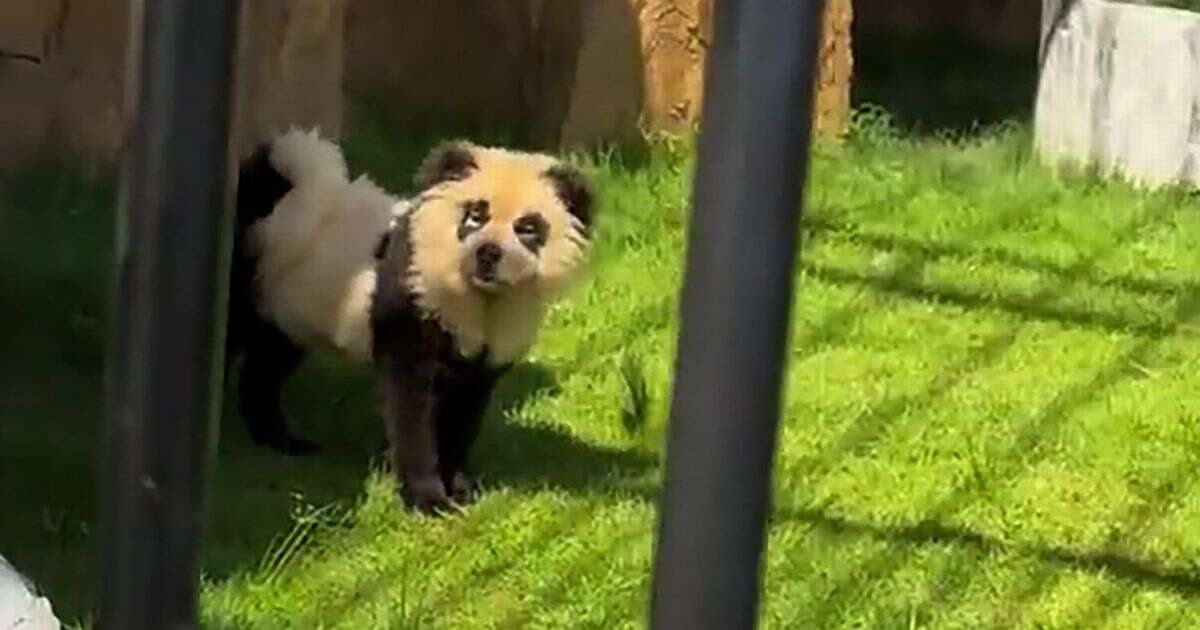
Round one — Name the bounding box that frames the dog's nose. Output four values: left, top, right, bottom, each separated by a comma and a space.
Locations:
475, 242, 502, 271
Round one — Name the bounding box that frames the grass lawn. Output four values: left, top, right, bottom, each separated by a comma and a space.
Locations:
2, 108, 1200, 628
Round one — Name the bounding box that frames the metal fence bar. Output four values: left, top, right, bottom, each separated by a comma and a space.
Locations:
99, 0, 241, 628
648, 1, 827, 628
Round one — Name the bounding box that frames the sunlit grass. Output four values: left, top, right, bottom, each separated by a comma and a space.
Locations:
3, 107, 1199, 628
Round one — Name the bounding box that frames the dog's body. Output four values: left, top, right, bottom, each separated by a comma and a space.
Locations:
226, 129, 594, 512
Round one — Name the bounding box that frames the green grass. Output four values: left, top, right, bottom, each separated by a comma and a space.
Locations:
3, 107, 1200, 628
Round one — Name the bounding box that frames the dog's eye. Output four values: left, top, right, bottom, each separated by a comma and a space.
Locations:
513, 213, 549, 252
461, 200, 490, 227
458, 200, 490, 241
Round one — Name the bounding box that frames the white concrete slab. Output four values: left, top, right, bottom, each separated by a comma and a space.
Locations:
1037, 0, 1200, 187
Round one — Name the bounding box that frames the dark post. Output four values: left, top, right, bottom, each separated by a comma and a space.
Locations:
649, 1, 827, 629
99, 0, 241, 628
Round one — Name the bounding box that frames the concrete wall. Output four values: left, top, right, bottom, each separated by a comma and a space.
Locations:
344, 0, 854, 147
0, 0, 131, 167
0, 0, 344, 169
1036, 0, 1200, 187
235, 0, 346, 157
1, 0, 852, 166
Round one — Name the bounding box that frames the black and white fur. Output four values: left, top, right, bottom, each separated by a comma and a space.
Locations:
226, 129, 594, 513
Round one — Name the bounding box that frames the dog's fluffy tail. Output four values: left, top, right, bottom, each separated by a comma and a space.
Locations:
268, 127, 349, 188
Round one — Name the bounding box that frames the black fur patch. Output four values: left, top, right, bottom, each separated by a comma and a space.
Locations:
457, 199, 490, 241
229, 144, 294, 356
543, 164, 594, 232
235, 316, 315, 455
226, 143, 317, 455
514, 212, 549, 253
236, 144, 292, 225
414, 141, 478, 190
373, 231, 391, 260
372, 215, 509, 513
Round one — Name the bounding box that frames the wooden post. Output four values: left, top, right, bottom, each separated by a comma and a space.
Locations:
632, 0, 853, 139
814, 0, 854, 138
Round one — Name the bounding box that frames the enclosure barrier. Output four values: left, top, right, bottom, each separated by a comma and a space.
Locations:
99, 0, 241, 628
648, 1, 827, 629
99, 0, 826, 628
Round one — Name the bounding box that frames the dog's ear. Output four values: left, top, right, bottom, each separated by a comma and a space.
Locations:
544, 164, 594, 230
414, 141, 478, 190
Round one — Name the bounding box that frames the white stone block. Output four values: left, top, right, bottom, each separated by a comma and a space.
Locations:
1036, 0, 1200, 187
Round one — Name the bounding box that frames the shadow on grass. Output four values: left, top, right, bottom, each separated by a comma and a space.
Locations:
799, 183, 1200, 342
771, 324, 1199, 622
804, 261, 1182, 339
0, 158, 653, 624
772, 229, 1200, 623
3, 337, 653, 626
0, 160, 115, 622
476, 362, 658, 493
790, 324, 1196, 626
773, 506, 1200, 598
804, 213, 1200, 300
260, 362, 657, 630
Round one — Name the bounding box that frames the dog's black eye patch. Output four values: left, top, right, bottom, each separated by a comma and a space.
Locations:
513, 212, 549, 253
458, 199, 490, 241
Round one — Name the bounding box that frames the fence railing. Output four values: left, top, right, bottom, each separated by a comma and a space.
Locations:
648, 1, 827, 628
100, 1, 241, 628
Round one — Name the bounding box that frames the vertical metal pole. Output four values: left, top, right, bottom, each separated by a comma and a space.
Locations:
649, 1, 826, 629
100, 0, 241, 628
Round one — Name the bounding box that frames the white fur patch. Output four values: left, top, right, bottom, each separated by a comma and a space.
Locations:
251, 132, 396, 363
270, 127, 349, 188
332, 267, 379, 360
250, 133, 593, 370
